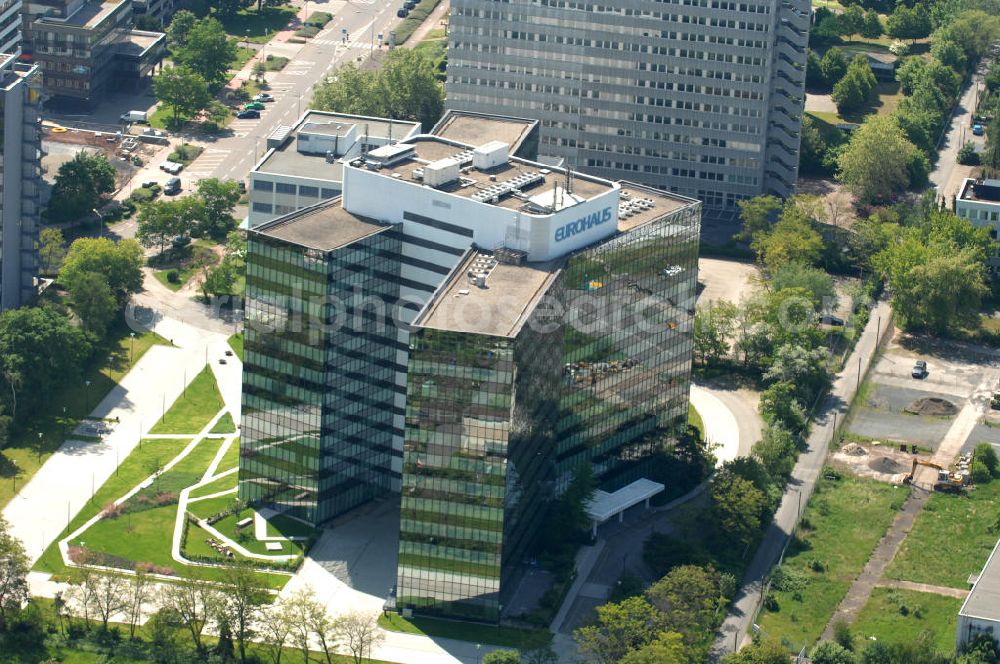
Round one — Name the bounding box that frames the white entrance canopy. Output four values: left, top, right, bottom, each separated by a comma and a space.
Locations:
585, 478, 665, 537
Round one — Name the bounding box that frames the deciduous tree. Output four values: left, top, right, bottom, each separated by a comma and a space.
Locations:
837, 115, 927, 204
61, 238, 144, 307
218, 563, 270, 663
335, 611, 384, 664
574, 596, 662, 664
67, 271, 117, 336
37, 228, 67, 275
161, 579, 221, 653
174, 17, 236, 90
153, 66, 211, 127
710, 468, 767, 549
47, 151, 116, 224
0, 516, 29, 632
196, 178, 241, 239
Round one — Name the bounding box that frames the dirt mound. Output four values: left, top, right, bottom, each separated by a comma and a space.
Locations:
842, 442, 868, 456
905, 397, 959, 417
869, 456, 906, 473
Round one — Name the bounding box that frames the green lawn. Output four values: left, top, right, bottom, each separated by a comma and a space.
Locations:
757, 474, 908, 652
807, 81, 905, 125
379, 613, 552, 650
886, 479, 1000, 589
153, 264, 200, 291
228, 332, 244, 360
688, 403, 704, 438
166, 143, 204, 166
263, 54, 289, 71
851, 588, 962, 655
0, 326, 168, 510
187, 469, 236, 500
37, 433, 289, 589
210, 412, 237, 434
149, 105, 189, 130
230, 46, 256, 71
34, 437, 192, 578
149, 366, 225, 435
186, 492, 239, 520
220, 5, 297, 43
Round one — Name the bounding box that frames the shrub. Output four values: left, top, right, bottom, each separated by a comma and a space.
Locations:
167, 143, 203, 165
167, 270, 181, 284
833, 619, 854, 651
959, 142, 981, 165
294, 25, 319, 38
100, 501, 124, 519
975, 442, 999, 475
135, 562, 177, 576
305, 11, 331, 26
130, 186, 158, 203
971, 458, 992, 484
771, 565, 809, 592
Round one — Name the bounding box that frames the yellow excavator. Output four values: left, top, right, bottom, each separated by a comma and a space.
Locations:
902, 459, 969, 493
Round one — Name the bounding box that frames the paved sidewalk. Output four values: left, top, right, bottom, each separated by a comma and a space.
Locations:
712, 299, 893, 658
2, 335, 223, 565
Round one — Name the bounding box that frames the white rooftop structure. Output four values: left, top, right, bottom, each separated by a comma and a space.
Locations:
585, 478, 664, 536
958, 538, 1000, 650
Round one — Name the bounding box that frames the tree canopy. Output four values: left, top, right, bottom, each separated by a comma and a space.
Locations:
153, 66, 211, 127
837, 115, 929, 204
60, 238, 144, 308
172, 17, 235, 89
312, 49, 445, 130
47, 151, 116, 224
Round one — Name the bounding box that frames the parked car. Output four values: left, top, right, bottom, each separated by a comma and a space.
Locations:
973, 123, 985, 136
253, 93, 274, 102
243, 101, 266, 111
236, 109, 260, 119
164, 177, 181, 195
171, 235, 191, 249
160, 160, 183, 175
819, 313, 845, 326
404, 0, 416, 8
397, 7, 409, 17
912, 360, 928, 379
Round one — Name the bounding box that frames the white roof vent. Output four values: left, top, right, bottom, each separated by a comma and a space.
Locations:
473, 141, 509, 170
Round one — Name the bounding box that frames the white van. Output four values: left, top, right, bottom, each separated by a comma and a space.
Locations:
120, 110, 148, 123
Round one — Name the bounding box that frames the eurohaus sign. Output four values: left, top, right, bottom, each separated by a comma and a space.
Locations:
554, 206, 614, 242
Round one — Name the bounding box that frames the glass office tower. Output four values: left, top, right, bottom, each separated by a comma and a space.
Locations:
239, 202, 402, 523
396, 188, 701, 619
555, 201, 701, 491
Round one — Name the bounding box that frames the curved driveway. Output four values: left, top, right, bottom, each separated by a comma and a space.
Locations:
691, 383, 761, 464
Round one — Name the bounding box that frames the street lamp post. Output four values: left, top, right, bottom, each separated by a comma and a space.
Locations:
85, 379, 91, 412
37, 432, 42, 463
91, 208, 104, 238
130, 332, 136, 365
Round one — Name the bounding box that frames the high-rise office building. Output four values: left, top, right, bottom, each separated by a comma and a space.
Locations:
239, 112, 700, 620
0, 0, 21, 55
445, 0, 810, 228
0, 55, 42, 310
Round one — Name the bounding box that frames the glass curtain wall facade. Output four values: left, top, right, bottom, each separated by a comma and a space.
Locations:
397, 197, 701, 619
239, 228, 402, 524
555, 202, 701, 490
397, 318, 561, 621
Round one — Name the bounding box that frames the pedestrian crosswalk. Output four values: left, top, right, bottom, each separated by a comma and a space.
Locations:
184, 148, 232, 180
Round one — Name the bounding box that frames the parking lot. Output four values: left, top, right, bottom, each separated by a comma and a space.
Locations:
846, 331, 1000, 455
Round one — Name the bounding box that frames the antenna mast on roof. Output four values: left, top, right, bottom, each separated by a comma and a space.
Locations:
388, 118, 393, 144
565, 162, 573, 196
362, 123, 370, 156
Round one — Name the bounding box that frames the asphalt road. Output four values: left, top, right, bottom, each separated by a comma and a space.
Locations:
710, 299, 893, 659
929, 60, 990, 201
184, 0, 411, 185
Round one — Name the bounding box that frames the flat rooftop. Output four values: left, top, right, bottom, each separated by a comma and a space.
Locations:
254, 199, 389, 252
416, 251, 561, 338
118, 30, 165, 56
432, 111, 536, 154
961, 538, 1000, 623
617, 183, 698, 232
960, 178, 1000, 204
256, 110, 419, 180
368, 136, 613, 212
40, 0, 125, 28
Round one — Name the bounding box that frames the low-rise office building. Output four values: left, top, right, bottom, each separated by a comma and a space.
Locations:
21, 0, 164, 105
239, 114, 701, 621
956, 178, 1000, 268
247, 111, 421, 228
957, 538, 1000, 650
